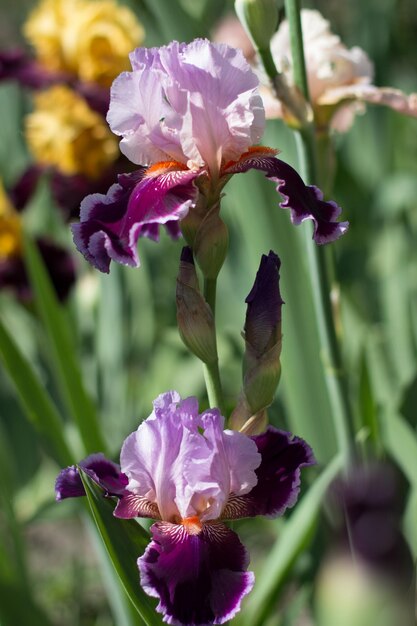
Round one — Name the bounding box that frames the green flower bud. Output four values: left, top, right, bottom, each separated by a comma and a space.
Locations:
235, 0, 281, 51
194, 207, 229, 280
176, 247, 218, 365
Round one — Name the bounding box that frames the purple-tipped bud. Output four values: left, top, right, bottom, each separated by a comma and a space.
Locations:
244, 250, 283, 356
231, 251, 283, 428
176, 247, 218, 364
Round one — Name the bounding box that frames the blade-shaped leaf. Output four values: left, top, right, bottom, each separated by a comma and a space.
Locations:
0, 579, 54, 626
381, 409, 417, 490
80, 470, 162, 626
23, 235, 106, 455
0, 317, 73, 466
244, 455, 343, 626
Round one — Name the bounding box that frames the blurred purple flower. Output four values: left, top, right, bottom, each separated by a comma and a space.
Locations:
0, 178, 76, 301
74, 39, 348, 273
330, 463, 414, 588
56, 390, 314, 625
0, 48, 109, 115
0, 237, 76, 302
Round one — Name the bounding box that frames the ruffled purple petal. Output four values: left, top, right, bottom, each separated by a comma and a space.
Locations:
139, 521, 254, 626
222, 426, 315, 520
223, 153, 348, 244
72, 168, 197, 273
55, 453, 128, 501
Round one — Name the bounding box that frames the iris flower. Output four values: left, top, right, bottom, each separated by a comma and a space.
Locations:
56, 391, 314, 625
73, 39, 348, 273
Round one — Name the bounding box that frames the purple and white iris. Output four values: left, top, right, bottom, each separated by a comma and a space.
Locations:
56, 391, 314, 626
72, 39, 348, 273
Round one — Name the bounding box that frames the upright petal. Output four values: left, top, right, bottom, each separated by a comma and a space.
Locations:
222, 427, 315, 520
223, 150, 349, 244
118, 391, 260, 523
160, 39, 264, 175
107, 40, 264, 176
55, 453, 128, 500
72, 166, 197, 273
139, 521, 254, 626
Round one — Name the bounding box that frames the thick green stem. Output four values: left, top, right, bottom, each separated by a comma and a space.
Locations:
285, 0, 354, 465
203, 277, 225, 412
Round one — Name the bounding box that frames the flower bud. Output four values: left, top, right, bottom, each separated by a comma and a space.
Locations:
232, 250, 284, 423
235, 0, 281, 51
193, 207, 229, 280
176, 247, 218, 364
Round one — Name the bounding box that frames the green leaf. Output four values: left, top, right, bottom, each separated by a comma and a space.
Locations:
381, 409, 417, 490
243, 455, 343, 626
80, 470, 162, 626
23, 235, 106, 455
143, 0, 203, 41
0, 579, 54, 626
0, 317, 73, 466
357, 351, 382, 457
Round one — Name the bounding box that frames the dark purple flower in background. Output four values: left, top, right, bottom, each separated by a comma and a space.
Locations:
56, 390, 314, 626
0, 178, 76, 302
73, 39, 348, 274
329, 463, 414, 588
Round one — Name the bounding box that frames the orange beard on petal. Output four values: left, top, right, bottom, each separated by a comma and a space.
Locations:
181, 516, 203, 535
221, 145, 279, 174
145, 161, 189, 177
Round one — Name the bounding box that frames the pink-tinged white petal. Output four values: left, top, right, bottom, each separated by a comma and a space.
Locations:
222, 427, 315, 520
160, 39, 264, 175
181, 410, 261, 522
107, 39, 264, 176
223, 151, 349, 244
269, 10, 374, 104
107, 68, 186, 166
319, 84, 417, 119
119, 391, 260, 524
139, 521, 254, 626
72, 167, 197, 273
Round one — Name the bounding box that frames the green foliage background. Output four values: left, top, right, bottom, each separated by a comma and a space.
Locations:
0, 0, 416, 624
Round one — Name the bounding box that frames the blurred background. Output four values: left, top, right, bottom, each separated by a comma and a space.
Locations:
0, 0, 416, 624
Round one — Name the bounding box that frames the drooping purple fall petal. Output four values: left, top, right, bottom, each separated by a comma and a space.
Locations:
223, 152, 348, 244
55, 453, 128, 500
222, 427, 315, 520
139, 521, 254, 626
72, 167, 197, 272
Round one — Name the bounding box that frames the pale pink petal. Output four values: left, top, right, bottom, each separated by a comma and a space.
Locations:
160, 39, 265, 175
319, 84, 417, 119
119, 391, 261, 524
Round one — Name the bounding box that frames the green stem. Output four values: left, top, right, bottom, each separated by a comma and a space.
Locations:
285, 0, 354, 464
203, 277, 225, 412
